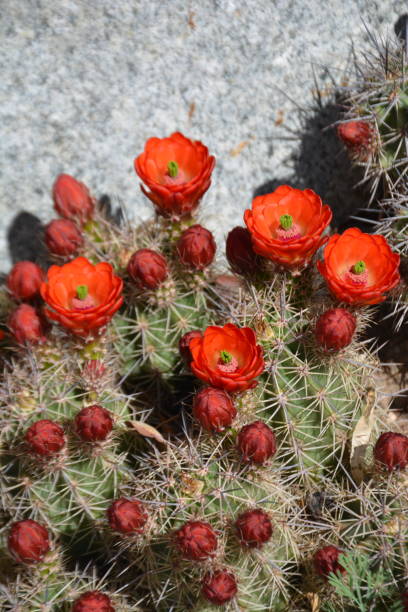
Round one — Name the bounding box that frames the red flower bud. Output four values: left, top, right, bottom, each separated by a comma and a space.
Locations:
237, 421, 276, 464
314, 545, 346, 579
52, 174, 94, 223
315, 308, 356, 351
45, 219, 83, 256
7, 261, 44, 300
107, 497, 148, 534
72, 591, 115, 612
9, 304, 46, 344
202, 569, 238, 606
8, 519, 50, 564
337, 121, 374, 155
127, 249, 168, 289
193, 387, 236, 432
179, 330, 202, 365
226, 226, 259, 275
82, 360, 107, 388
235, 508, 273, 548
373, 432, 408, 471
175, 520, 218, 560
25, 419, 66, 456
75, 405, 113, 442
176, 224, 216, 270
402, 591, 408, 611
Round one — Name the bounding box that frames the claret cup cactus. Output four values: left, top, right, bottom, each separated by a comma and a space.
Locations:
0, 126, 407, 611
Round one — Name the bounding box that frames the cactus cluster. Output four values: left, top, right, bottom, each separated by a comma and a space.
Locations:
337, 31, 408, 329
0, 123, 407, 612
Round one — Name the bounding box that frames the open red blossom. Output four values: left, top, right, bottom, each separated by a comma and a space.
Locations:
107, 498, 148, 534
317, 228, 400, 305
53, 174, 94, 223
72, 591, 115, 612
193, 386, 237, 432
45, 218, 83, 256
134, 132, 215, 219
315, 308, 356, 351
176, 224, 216, 270
25, 419, 66, 456
40, 257, 123, 336
314, 545, 346, 579
8, 520, 50, 564
237, 421, 276, 464
75, 405, 113, 442
373, 432, 408, 471
7, 261, 44, 300
202, 569, 238, 606
189, 323, 264, 392
175, 520, 217, 561
244, 185, 332, 270
235, 508, 273, 548
127, 249, 168, 289
9, 304, 46, 344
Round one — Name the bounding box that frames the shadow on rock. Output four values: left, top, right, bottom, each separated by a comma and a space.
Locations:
7, 211, 50, 268
253, 97, 378, 232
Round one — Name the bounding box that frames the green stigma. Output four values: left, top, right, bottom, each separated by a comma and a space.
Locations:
76, 285, 89, 300
220, 350, 233, 364
167, 160, 179, 178
279, 214, 293, 230
352, 260, 366, 275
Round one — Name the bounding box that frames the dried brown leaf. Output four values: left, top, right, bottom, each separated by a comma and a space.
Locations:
126, 421, 167, 445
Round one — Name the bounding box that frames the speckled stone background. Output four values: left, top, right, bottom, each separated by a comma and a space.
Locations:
0, 0, 406, 271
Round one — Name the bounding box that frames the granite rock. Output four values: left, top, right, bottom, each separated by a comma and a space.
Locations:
0, 0, 406, 269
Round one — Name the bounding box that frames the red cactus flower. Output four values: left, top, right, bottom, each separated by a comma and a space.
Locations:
8, 520, 50, 564
9, 304, 46, 344
402, 591, 408, 611
202, 569, 238, 606
127, 249, 168, 289
314, 545, 346, 579
25, 419, 66, 456
237, 421, 276, 464
134, 132, 215, 219
315, 308, 356, 351
189, 323, 264, 392
193, 387, 236, 432
244, 185, 332, 270
53, 174, 94, 223
175, 520, 218, 561
176, 224, 216, 270
373, 432, 408, 471
7, 261, 44, 300
226, 226, 259, 275
40, 257, 123, 336
107, 498, 148, 534
235, 508, 273, 548
337, 120, 374, 158
317, 228, 400, 305
179, 330, 203, 366
75, 405, 113, 442
72, 591, 115, 612
44, 218, 83, 256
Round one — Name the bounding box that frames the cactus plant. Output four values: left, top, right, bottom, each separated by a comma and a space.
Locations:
0, 128, 407, 612
337, 34, 408, 201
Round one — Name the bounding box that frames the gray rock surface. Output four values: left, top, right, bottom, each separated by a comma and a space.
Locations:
0, 0, 406, 270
